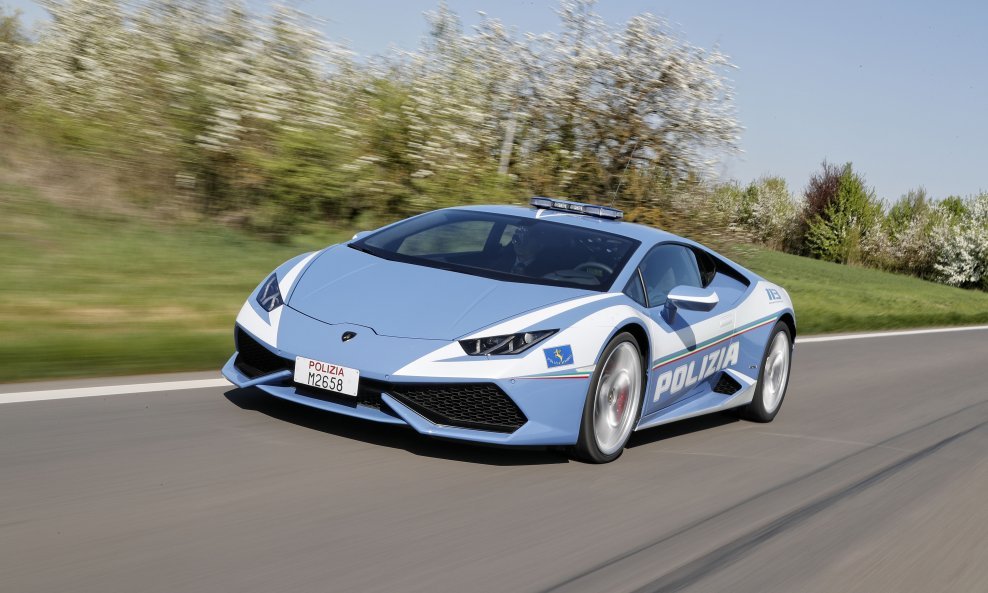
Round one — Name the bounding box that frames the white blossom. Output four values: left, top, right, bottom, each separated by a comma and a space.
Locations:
932, 194, 988, 287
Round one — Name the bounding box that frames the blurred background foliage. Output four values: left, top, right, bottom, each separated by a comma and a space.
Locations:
0, 0, 985, 288
2, 0, 744, 234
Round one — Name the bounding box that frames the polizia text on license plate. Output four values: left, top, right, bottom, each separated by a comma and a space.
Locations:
294, 357, 360, 396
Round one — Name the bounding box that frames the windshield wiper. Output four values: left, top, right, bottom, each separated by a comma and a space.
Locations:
348, 243, 378, 256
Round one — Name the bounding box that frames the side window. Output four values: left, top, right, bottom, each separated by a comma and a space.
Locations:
694, 248, 717, 288
623, 272, 647, 307
639, 244, 702, 307
397, 220, 495, 256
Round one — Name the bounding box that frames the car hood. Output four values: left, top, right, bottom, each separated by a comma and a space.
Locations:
287, 245, 593, 340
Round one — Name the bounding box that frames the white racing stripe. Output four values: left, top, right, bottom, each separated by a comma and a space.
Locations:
2, 324, 987, 405
797, 324, 988, 344
0, 378, 231, 405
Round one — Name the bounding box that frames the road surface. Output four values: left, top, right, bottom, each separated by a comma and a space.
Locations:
2, 327, 988, 592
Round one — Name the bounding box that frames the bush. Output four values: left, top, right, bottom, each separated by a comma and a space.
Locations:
860, 188, 938, 276
714, 176, 800, 250
803, 163, 881, 264
931, 193, 988, 289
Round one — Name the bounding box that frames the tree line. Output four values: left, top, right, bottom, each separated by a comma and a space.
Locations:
716, 166, 988, 290
0, 0, 739, 232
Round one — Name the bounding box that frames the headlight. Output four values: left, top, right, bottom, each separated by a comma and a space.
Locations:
256, 273, 284, 312
459, 330, 557, 356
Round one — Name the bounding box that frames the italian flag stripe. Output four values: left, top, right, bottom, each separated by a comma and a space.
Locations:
650, 314, 779, 371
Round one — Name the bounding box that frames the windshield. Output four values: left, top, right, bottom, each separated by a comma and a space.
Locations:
350, 209, 640, 291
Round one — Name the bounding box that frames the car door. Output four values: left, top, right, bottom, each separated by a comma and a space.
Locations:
636, 244, 737, 415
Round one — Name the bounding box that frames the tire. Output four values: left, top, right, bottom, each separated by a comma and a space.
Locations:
739, 322, 793, 422
573, 333, 645, 463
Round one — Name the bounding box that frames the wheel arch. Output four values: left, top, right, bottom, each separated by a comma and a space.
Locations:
778, 311, 796, 341
612, 321, 651, 373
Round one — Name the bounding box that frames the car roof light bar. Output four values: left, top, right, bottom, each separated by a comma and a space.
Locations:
529, 197, 624, 220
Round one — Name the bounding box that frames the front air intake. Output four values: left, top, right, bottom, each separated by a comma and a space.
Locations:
234, 327, 293, 378
388, 383, 527, 433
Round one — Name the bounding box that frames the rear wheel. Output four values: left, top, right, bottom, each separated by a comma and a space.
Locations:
573, 333, 644, 463
739, 323, 792, 422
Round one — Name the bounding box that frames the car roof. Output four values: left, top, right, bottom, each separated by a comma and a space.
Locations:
452, 204, 680, 245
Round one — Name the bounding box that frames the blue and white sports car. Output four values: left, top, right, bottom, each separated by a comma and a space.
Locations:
223, 198, 795, 462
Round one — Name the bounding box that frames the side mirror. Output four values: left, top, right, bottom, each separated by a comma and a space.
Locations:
664, 285, 719, 319
351, 230, 371, 241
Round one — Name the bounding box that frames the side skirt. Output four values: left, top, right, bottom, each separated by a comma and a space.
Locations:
634, 369, 756, 431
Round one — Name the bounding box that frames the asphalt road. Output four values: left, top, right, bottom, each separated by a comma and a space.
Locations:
2, 329, 988, 593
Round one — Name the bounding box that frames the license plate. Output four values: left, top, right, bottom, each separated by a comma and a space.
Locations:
294, 356, 360, 397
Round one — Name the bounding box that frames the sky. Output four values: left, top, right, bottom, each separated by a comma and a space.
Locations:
7, 0, 987, 203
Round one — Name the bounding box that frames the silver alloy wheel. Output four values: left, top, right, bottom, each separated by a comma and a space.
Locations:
761, 331, 791, 413
592, 342, 642, 456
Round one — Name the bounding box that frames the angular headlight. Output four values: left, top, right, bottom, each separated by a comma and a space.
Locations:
255, 273, 284, 312
459, 330, 557, 356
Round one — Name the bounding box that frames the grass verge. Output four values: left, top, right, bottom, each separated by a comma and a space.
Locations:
3, 184, 987, 382
0, 183, 348, 383
732, 247, 988, 334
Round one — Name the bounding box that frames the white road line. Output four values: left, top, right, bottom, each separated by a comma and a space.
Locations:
2, 324, 987, 405
0, 378, 231, 405
797, 324, 988, 344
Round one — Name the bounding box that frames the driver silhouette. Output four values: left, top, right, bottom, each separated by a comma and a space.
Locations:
505, 225, 552, 276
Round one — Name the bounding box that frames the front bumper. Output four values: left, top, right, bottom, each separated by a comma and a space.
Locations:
222, 326, 590, 446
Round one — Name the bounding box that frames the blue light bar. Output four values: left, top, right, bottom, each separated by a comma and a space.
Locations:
529, 197, 623, 220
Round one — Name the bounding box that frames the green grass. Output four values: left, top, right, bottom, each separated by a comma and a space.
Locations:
3, 182, 987, 382
0, 183, 350, 383
732, 247, 988, 334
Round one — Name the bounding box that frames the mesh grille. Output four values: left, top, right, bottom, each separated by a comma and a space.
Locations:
235, 327, 293, 378
388, 383, 527, 433
713, 372, 742, 395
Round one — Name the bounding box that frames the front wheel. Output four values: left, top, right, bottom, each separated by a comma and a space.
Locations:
573, 333, 644, 463
739, 322, 792, 422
